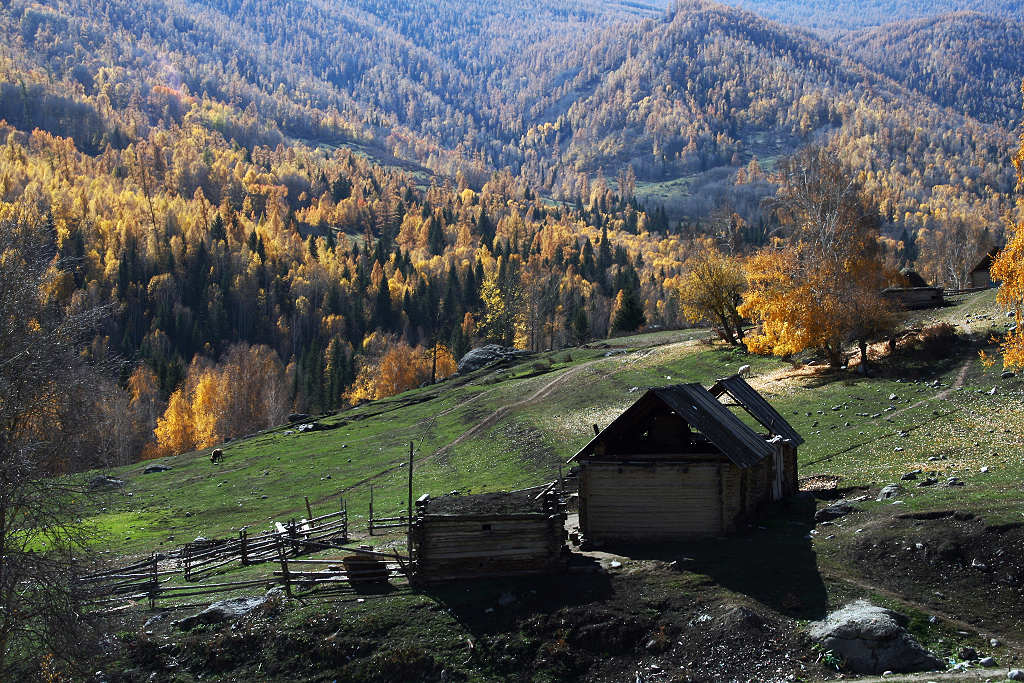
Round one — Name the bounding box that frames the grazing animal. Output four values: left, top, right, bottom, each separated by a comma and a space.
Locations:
738, 364, 751, 378
210, 448, 223, 464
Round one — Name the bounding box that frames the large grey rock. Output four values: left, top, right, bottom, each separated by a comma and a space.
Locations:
877, 484, 904, 501
815, 502, 860, 523
1008, 669, 1024, 681
175, 595, 267, 630
457, 345, 525, 374
89, 475, 125, 491
142, 464, 171, 474
807, 600, 943, 674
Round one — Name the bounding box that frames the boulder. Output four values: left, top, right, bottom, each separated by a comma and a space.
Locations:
89, 475, 125, 491
175, 595, 267, 630
1008, 669, 1024, 681
456, 345, 525, 374
815, 502, 860, 523
877, 484, 903, 501
142, 464, 171, 474
808, 600, 943, 674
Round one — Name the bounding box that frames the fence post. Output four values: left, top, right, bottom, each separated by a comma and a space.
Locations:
148, 555, 159, 609
305, 496, 314, 527
407, 441, 414, 552
368, 484, 374, 536
276, 536, 292, 598
183, 543, 191, 582
239, 529, 248, 566
340, 496, 348, 542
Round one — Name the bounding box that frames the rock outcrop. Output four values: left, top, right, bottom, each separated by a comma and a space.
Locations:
808, 600, 943, 674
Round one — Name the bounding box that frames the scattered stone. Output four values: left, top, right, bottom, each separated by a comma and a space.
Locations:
980, 466, 990, 474
979, 656, 997, 667
1008, 669, 1024, 681
917, 477, 938, 487
1002, 371, 1016, 379
143, 612, 171, 630
143, 464, 172, 474
175, 595, 268, 630
990, 638, 1001, 648
945, 478, 965, 487
807, 600, 943, 674
815, 502, 860, 523
959, 646, 977, 660
877, 484, 904, 501
894, 446, 904, 452
901, 472, 918, 481
988, 387, 998, 396
889, 393, 899, 401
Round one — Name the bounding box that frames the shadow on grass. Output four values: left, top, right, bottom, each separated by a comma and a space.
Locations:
591, 494, 828, 620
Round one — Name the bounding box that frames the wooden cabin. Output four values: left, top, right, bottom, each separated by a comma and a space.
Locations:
411, 490, 567, 583
881, 287, 944, 310
570, 377, 801, 545
969, 248, 1000, 289
881, 271, 944, 310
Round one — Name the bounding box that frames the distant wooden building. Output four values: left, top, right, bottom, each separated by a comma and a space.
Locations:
881, 271, 944, 310
411, 490, 567, 583
881, 287, 944, 310
969, 247, 1001, 289
570, 377, 801, 544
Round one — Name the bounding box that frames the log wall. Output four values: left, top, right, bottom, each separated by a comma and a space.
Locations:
579, 459, 728, 542
412, 495, 567, 582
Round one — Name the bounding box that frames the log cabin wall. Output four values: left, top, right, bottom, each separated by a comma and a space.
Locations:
579, 458, 730, 542
412, 493, 567, 583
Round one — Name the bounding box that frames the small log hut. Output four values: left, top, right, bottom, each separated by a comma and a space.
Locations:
571, 376, 802, 544
411, 490, 567, 583
969, 247, 1000, 289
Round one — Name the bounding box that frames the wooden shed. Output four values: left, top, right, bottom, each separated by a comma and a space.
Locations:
410, 490, 567, 583
969, 247, 1000, 289
881, 287, 944, 310
571, 378, 801, 544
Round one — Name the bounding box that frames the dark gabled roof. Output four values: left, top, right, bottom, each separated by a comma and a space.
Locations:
971, 246, 1002, 273
569, 384, 773, 468
709, 375, 804, 446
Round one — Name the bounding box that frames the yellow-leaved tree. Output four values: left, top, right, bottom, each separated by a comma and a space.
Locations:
739, 147, 898, 370
989, 99, 1024, 367
678, 246, 747, 345
344, 341, 457, 404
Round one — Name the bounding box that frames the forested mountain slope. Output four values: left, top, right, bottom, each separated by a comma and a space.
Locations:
715, 0, 1024, 33
848, 12, 1024, 125
0, 0, 1022, 467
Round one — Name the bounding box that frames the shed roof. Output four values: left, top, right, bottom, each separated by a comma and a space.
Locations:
971, 246, 1001, 274
570, 383, 773, 468
709, 375, 804, 446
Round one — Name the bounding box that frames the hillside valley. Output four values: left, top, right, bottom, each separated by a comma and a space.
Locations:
71, 290, 1024, 682
4, 0, 1024, 679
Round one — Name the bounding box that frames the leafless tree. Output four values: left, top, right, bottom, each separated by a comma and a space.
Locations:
0, 215, 109, 675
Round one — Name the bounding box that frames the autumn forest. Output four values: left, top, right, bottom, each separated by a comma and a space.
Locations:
4, 0, 1024, 469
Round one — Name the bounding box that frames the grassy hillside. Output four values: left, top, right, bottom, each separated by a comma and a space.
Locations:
87, 289, 1024, 681
88, 289, 1020, 553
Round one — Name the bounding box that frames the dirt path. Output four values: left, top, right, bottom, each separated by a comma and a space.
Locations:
821, 568, 1024, 655
804, 359, 973, 468
887, 359, 972, 421
435, 358, 604, 455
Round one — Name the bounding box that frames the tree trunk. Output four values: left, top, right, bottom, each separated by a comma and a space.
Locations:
858, 338, 869, 375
